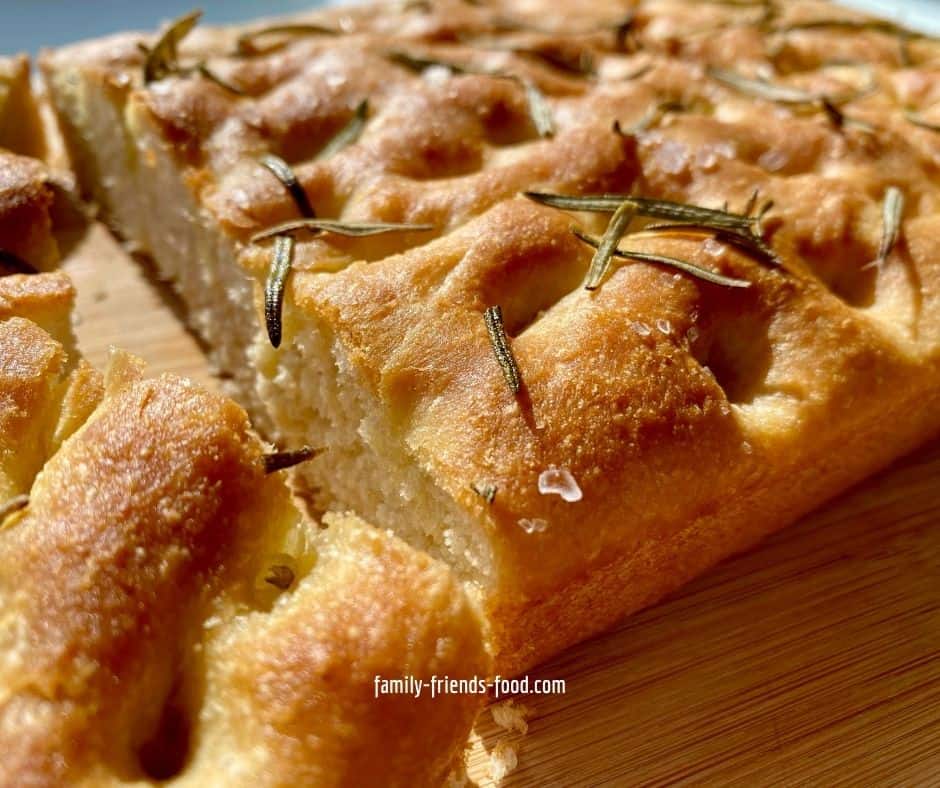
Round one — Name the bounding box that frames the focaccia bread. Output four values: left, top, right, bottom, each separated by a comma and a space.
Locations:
2, 68, 489, 786
42, 0, 940, 673
0, 298, 489, 787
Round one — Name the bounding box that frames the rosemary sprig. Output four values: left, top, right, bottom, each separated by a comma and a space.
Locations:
573, 229, 752, 288
524, 191, 759, 233
470, 481, 497, 504
905, 110, 940, 133
264, 234, 295, 349
584, 201, 636, 290
317, 100, 369, 160
0, 494, 29, 521
262, 445, 323, 473
264, 564, 295, 590
0, 250, 38, 275
236, 23, 339, 56
867, 186, 904, 271
260, 154, 315, 218
483, 305, 521, 395
143, 9, 202, 84
251, 218, 434, 243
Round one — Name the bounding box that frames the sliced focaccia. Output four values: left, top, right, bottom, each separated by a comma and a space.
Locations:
0, 126, 488, 782
0, 309, 489, 787
42, 0, 940, 672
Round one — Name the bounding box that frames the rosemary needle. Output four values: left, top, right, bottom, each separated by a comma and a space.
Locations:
905, 110, 940, 133
195, 62, 245, 95
0, 494, 29, 522
236, 23, 340, 56
317, 99, 369, 160
470, 482, 497, 504
483, 305, 521, 395
264, 234, 295, 349
251, 219, 434, 243
522, 79, 555, 137
868, 186, 905, 270
143, 9, 202, 84
523, 79, 556, 138
263, 445, 323, 474
384, 51, 555, 139
260, 154, 315, 218
585, 201, 636, 290
573, 229, 753, 289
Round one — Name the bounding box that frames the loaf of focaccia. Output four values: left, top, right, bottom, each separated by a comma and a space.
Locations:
42, 0, 940, 673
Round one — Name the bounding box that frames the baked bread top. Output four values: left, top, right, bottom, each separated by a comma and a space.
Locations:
41, 0, 940, 670
0, 68, 489, 781
1, 356, 489, 786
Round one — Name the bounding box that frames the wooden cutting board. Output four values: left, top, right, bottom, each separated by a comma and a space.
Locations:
63, 220, 940, 787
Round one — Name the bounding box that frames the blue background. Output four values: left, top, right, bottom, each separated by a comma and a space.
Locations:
0, 0, 937, 54
1, 1, 327, 54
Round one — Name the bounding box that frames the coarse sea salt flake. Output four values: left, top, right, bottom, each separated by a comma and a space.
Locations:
538, 467, 583, 502
518, 517, 549, 534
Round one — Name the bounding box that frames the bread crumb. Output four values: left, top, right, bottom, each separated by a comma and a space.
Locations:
490, 739, 519, 784
491, 699, 533, 735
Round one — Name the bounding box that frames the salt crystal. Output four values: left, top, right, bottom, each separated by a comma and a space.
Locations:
703, 238, 725, 258
758, 148, 789, 173
656, 140, 690, 175
742, 441, 753, 455
538, 467, 583, 502
632, 321, 652, 337
423, 65, 452, 86
687, 326, 700, 343
656, 318, 672, 335
518, 517, 549, 534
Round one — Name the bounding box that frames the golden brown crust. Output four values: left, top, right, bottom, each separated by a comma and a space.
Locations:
0, 274, 102, 504
41, 0, 940, 675
192, 513, 489, 788
0, 151, 58, 271
0, 369, 488, 786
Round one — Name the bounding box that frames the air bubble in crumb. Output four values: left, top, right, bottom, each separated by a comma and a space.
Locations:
518, 518, 549, 534
490, 739, 519, 784
656, 318, 672, 335
491, 700, 533, 735
538, 467, 583, 502
632, 321, 652, 337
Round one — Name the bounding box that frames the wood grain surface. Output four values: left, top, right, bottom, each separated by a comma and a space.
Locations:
63, 221, 940, 787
